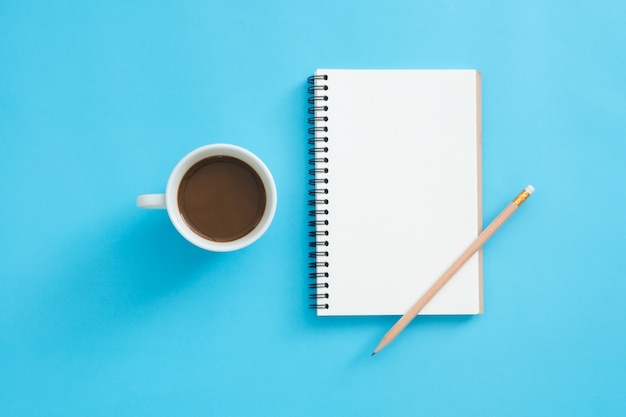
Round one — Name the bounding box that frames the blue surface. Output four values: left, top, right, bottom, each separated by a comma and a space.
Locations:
2, 1, 626, 415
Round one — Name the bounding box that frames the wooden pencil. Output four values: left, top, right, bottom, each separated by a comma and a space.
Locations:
372, 185, 535, 356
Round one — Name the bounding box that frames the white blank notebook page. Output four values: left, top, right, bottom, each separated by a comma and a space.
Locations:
313, 69, 482, 316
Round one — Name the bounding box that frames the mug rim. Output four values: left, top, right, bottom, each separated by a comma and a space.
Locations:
164, 144, 277, 251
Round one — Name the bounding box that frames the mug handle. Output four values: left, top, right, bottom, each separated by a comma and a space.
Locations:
137, 194, 166, 209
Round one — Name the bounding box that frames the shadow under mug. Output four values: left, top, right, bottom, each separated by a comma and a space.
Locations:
137, 144, 277, 252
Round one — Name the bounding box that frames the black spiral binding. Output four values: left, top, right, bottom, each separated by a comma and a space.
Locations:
307, 74, 330, 310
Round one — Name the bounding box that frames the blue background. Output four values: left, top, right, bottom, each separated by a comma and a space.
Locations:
2, 1, 625, 415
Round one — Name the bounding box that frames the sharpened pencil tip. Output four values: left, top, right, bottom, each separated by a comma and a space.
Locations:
371, 352, 376, 357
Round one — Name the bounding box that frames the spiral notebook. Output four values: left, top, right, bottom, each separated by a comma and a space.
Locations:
307, 69, 483, 316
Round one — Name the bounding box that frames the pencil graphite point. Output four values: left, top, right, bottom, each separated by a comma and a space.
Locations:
371, 352, 376, 357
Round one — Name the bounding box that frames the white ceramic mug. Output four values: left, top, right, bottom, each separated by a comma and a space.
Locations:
137, 144, 277, 252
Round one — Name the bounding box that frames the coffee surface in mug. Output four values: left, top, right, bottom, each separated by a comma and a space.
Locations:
178, 156, 266, 242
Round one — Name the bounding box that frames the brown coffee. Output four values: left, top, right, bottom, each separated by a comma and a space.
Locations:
177, 156, 266, 242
